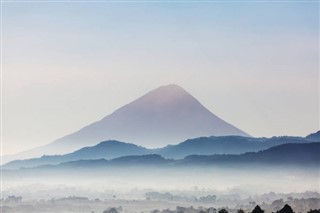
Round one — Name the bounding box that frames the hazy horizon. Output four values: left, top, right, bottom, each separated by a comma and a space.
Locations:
2, 1, 319, 155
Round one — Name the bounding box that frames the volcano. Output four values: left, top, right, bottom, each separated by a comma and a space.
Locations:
7, 85, 250, 160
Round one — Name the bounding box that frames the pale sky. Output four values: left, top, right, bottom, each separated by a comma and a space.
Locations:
2, 1, 319, 155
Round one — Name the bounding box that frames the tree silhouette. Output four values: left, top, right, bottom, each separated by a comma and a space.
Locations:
103, 208, 119, 213
218, 209, 229, 213
252, 205, 264, 213
277, 204, 294, 213
237, 209, 245, 213
307, 210, 320, 213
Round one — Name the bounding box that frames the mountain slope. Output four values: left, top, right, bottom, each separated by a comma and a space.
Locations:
306, 130, 320, 142
5, 84, 249, 161
56, 142, 320, 168
184, 143, 320, 166
4, 135, 313, 169
157, 135, 309, 159
4, 140, 149, 169
51, 84, 249, 149
11, 143, 320, 170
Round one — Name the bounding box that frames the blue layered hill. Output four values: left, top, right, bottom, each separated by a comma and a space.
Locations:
4, 133, 318, 169
8, 143, 320, 170
306, 130, 320, 142
3, 140, 149, 169
183, 142, 320, 166
157, 135, 309, 159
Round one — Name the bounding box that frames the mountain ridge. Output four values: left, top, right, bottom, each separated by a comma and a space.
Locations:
4, 135, 316, 169
306, 130, 320, 142
5, 143, 319, 171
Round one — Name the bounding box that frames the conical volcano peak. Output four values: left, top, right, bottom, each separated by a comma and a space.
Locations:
130, 84, 198, 109
152, 84, 189, 94
18, 84, 250, 157
144, 84, 192, 99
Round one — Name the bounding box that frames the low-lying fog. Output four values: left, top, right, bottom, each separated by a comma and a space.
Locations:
2, 165, 318, 200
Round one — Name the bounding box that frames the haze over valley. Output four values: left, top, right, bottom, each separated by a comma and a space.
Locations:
2, 2, 319, 212
2, 85, 319, 213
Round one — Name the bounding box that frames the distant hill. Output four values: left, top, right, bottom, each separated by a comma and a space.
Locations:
3, 137, 318, 170
14, 143, 320, 170
305, 130, 320, 142
184, 143, 320, 166
5, 84, 249, 162
58, 154, 170, 168
157, 135, 308, 159
4, 140, 150, 169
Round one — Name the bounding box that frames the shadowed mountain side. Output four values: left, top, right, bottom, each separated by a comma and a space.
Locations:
4, 143, 320, 171
58, 154, 171, 168
4, 84, 249, 162
183, 143, 320, 166
306, 130, 320, 142
3, 141, 150, 169
57, 143, 320, 168
3, 135, 315, 169
157, 135, 309, 159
